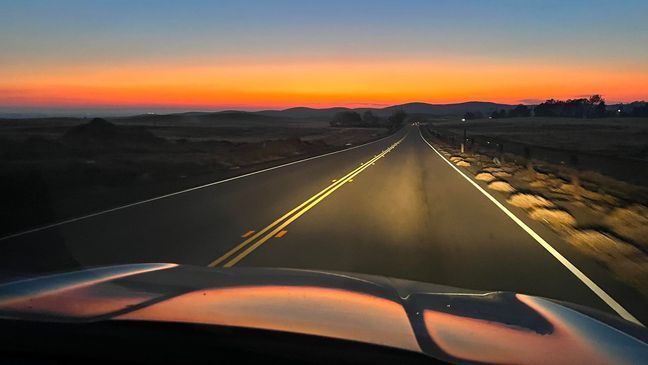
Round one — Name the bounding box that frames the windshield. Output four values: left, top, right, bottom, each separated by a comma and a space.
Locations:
1, 0, 647, 356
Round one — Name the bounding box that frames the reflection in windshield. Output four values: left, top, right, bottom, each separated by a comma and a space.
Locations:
119, 285, 421, 352
424, 295, 597, 364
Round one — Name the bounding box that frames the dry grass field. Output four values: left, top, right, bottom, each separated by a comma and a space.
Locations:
0, 115, 388, 235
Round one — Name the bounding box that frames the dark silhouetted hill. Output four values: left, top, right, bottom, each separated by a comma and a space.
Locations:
258, 102, 515, 120
62, 118, 163, 148
380, 101, 514, 116
257, 107, 354, 120
1, 101, 519, 126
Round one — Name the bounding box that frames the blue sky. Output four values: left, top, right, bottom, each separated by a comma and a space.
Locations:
1, 0, 647, 112
3, 0, 646, 64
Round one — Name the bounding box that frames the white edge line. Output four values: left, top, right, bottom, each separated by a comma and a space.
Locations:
418, 128, 643, 326
0, 132, 399, 241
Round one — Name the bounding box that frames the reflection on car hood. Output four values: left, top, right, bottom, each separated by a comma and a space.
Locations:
0, 263, 646, 364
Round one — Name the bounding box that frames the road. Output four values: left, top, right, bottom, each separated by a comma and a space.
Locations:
1, 125, 646, 325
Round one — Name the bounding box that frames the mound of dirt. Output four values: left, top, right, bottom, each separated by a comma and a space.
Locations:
62, 118, 163, 148
568, 229, 648, 296
556, 182, 617, 204
507, 193, 554, 209
475, 172, 496, 182
529, 180, 548, 189
488, 181, 515, 193
604, 205, 648, 249
483, 167, 502, 173
529, 208, 576, 228
492, 171, 512, 178
568, 230, 640, 258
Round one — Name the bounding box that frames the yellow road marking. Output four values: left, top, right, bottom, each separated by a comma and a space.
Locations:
207, 135, 406, 268
331, 179, 337, 182
223, 152, 384, 267
241, 230, 255, 238
348, 179, 354, 182
207, 146, 391, 267
275, 230, 288, 238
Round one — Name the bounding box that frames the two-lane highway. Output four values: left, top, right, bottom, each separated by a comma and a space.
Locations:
1, 125, 645, 324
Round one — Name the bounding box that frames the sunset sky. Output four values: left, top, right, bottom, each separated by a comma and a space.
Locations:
1, 0, 647, 112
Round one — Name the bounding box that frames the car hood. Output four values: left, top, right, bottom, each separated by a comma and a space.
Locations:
0, 263, 646, 364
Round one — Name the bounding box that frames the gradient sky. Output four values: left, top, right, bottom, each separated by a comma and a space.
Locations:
1, 0, 647, 112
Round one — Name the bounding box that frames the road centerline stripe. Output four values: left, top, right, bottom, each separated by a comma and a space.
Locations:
241, 230, 255, 238
206, 148, 390, 268
223, 139, 403, 267
208, 134, 406, 268
418, 127, 642, 326
0, 131, 400, 242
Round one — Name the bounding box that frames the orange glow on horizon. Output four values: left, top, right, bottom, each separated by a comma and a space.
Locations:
2, 58, 647, 109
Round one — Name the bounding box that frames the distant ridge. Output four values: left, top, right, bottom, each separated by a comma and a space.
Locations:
257, 107, 354, 119
257, 101, 515, 120
379, 101, 514, 116
1, 101, 516, 120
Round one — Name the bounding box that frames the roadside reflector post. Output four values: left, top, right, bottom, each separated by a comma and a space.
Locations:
461, 117, 468, 154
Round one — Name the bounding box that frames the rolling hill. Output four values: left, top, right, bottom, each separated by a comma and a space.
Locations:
1, 101, 518, 124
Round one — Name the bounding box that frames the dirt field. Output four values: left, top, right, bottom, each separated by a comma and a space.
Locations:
0, 117, 388, 236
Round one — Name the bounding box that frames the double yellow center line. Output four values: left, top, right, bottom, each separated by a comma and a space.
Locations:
208, 134, 407, 268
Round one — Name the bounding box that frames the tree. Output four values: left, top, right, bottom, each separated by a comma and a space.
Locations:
587, 95, 606, 118
534, 99, 561, 117
362, 110, 379, 125
508, 104, 531, 118
534, 95, 607, 118
330, 111, 362, 127
387, 109, 407, 130
632, 103, 648, 117
592, 99, 607, 118
589, 94, 603, 105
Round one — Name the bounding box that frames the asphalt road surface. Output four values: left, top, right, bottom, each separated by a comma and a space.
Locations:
1, 125, 646, 325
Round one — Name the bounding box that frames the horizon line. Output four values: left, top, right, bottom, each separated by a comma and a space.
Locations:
2, 98, 645, 118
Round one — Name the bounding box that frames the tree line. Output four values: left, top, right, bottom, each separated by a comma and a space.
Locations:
534, 95, 607, 118
618, 103, 648, 117
477, 95, 647, 120
330, 109, 407, 131
331, 95, 647, 126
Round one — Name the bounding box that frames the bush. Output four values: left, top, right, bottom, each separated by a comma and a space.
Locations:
330, 111, 362, 127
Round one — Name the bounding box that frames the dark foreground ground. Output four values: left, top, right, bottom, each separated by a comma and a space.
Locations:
0, 116, 387, 235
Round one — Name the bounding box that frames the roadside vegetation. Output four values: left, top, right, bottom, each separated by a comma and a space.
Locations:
330, 109, 408, 132
422, 125, 648, 298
